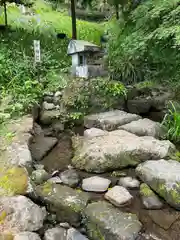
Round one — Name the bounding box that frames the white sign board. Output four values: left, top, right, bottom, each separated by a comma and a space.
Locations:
33, 40, 41, 63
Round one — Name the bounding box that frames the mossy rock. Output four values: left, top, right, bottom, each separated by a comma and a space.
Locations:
136, 160, 180, 209
140, 183, 154, 197
0, 166, 28, 196
0, 233, 13, 240
35, 182, 89, 227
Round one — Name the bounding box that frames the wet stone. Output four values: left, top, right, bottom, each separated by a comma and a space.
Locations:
29, 135, 57, 161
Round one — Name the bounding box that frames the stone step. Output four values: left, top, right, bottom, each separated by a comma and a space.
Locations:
84, 110, 142, 131
119, 118, 166, 139
72, 130, 176, 173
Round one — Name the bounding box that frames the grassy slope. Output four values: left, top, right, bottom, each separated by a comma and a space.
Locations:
0, 0, 104, 121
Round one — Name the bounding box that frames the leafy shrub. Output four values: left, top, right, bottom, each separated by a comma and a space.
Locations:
108, 0, 180, 84
62, 77, 127, 120
162, 101, 180, 143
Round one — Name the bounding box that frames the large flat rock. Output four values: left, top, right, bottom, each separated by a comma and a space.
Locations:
35, 183, 89, 227
119, 118, 166, 138
84, 201, 142, 240
84, 110, 141, 131
136, 160, 180, 209
72, 130, 176, 173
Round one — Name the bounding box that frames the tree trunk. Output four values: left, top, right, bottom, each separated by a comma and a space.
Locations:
71, 0, 77, 39
3, 0, 8, 26
115, 3, 119, 20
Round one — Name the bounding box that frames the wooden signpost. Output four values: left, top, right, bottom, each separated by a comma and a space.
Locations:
33, 40, 41, 82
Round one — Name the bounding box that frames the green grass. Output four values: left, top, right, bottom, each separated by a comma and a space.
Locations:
162, 101, 180, 144
0, 0, 104, 121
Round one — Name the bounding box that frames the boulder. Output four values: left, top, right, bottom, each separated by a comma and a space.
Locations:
84, 110, 141, 131
0, 166, 29, 196
72, 130, 176, 173
0, 116, 32, 169
14, 232, 41, 240
118, 177, 140, 189
40, 110, 61, 125
105, 186, 133, 207
82, 176, 111, 192
84, 128, 108, 138
67, 228, 89, 240
35, 183, 89, 227
44, 227, 67, 240
140, 183, 163, 209
84, 201, 142, 240
136, 160, 180, 209
127, 99, 152, 114
29, 135, 57, 161
119, 118, 166, 139
60, 169, 80, 188
31, 169, 50, 185
0, 196, 46, 235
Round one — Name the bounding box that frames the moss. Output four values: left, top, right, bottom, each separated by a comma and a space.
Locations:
0, 210, 7, 224
0, 166, 28, 196
86, 221, 105, 240
140, 183, 154, 197
135, 81, 155, 90
41, 182, 53, 195
0, 233, 14, 240
171, 151, 180, 162
157, 182, 180, 205
111, 171, 126, 177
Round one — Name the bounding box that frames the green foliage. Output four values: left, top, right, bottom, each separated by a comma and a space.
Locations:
171, 151, 180, 162
162, 101, 180, 143
62, 77, 127, 119
0, 0, 103, 122
108, 0, 180, 84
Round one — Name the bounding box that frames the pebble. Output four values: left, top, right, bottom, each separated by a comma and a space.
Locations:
105, 186, 133, 207
118, 176, 140, 189
82, 176, 111, 192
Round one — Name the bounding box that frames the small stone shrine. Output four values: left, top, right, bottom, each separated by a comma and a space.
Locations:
67, 40, 107, 78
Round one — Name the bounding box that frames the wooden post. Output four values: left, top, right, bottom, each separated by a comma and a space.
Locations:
71, 0, 77, 39
3, 0, 8, 26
